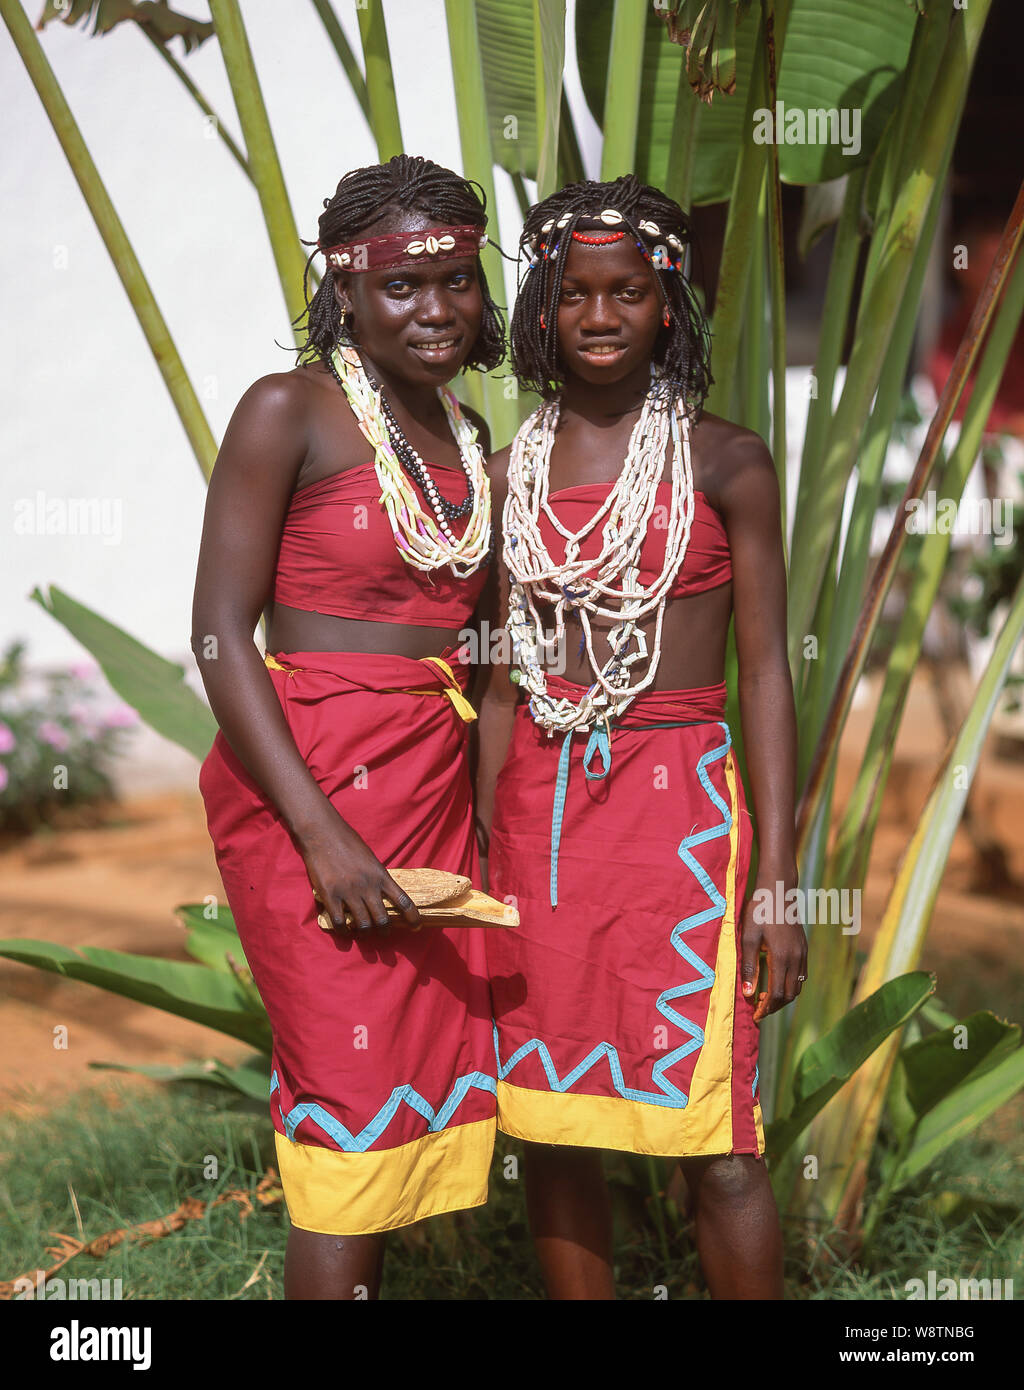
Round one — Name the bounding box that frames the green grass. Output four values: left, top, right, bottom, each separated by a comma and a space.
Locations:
1, 1083, 1020, 1300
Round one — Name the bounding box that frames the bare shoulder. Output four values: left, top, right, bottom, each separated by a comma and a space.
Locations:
233, 367, 313, 425
211, 369, 314, 496
692, 410, 778, 512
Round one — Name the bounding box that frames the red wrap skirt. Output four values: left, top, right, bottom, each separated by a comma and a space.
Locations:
486, 672, 764, 1158
198, 645, 496, 1235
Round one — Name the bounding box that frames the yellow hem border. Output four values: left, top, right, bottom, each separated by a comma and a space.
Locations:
275, 1117, 495, 1236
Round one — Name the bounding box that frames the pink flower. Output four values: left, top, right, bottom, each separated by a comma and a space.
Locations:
37, 720, 70, 751
0, 722, 14, 754
101, 705, 139, 730
69, 661, 97, 682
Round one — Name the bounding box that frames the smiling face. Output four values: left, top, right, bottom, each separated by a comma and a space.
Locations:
554, 236, 664, 387
333, 209, 485, 387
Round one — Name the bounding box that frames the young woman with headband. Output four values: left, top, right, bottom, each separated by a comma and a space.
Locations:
193, 154, 503, 1299
476, 174, 805, 1300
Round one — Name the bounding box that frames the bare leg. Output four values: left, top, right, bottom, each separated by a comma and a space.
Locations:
678, 1153, 783, 1299
523, 1142, 616, 1300
283, 1227, 386, 1300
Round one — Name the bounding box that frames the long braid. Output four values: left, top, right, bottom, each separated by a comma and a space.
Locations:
511, 175, 713, 414
291, 154, 506, 371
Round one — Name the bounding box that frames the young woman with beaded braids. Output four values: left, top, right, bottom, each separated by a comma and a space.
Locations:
192, 154, 505, 1299
476, 175, 806, 1299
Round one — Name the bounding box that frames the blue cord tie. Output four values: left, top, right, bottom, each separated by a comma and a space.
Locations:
550, 720, 612, 906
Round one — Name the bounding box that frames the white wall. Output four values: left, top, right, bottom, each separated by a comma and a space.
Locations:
2, 0, 600, 695
0, 0, 604, 791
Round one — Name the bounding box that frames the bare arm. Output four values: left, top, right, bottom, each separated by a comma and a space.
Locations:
192, 373, 330, 840
719, 431, 805, 1017
191, 373, 418, 931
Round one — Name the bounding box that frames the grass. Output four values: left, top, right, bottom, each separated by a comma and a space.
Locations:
1, 1081, 1021, 1300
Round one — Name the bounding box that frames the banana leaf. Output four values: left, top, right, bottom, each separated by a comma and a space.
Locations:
888, 1048, 1024, 1191
863, 1015, 1024, 1234
175, 904, 250, 978
576, 0, 916, 201
765, 970, 934, 1164
90, 1052, 272, 1101
901, 1011, 1022, 1120
30, 584, 216, 762
473, 0, 582, 189
0, 939, 271, 1052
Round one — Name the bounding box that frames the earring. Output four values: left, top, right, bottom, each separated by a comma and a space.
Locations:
540, 310, 546, 331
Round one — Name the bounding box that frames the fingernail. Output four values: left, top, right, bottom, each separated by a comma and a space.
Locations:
742, 982, 753, 995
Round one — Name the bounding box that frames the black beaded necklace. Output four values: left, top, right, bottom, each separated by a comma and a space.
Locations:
324, 350, 477, 526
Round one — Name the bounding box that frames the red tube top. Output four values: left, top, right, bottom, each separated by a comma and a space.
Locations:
530, 481, 732, 596
273, 462, 490, 627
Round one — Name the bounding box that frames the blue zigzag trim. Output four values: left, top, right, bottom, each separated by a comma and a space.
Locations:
270, 1068, 496, 1153
495, 722, 733, 1110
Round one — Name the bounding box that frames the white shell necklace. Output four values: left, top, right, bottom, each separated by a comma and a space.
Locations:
504, 383, 696, 734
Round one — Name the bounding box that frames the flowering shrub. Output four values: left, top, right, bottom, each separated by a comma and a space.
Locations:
0, 640, 137, 835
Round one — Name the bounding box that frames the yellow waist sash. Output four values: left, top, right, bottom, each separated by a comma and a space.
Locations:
263, 652, 476, 723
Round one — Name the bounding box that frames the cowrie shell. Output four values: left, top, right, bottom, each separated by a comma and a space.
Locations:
406, 240, 425, 255
600, 208, 623, 225
424, 235, 440, 254
439, 234, 456, 251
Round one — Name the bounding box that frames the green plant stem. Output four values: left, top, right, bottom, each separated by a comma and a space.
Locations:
0, 0, 216, 480
785, 0, 992, 666
829, 242, 1024, 894
208, 0, 309, 335
444, 0, 521, 448
796, 175, 1023, 860
703, 2, 767, 423
533, 0, 566, 200
309, 0, 371, 120
599, 0, 647, 179
140, 26, 250, 177
355, 0, 403, 160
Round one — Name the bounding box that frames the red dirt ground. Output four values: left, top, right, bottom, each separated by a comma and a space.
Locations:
1, 665, 1022, 1116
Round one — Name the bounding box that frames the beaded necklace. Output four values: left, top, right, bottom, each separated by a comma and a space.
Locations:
325, 343, 491, 578
504, 380, 696, 735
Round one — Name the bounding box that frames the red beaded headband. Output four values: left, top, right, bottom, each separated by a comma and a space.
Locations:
319, 223, 488, 273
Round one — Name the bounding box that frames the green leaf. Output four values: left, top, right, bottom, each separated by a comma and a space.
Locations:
775, 0, 916, 184
899, 1011, 1022, 1118
889, 1047, 1024, 1190
576, 0, 917, 202
89, 1052, 272, 1101
476, 0, 539, 177
175, 903, 250, 977
0, 939, 271, 1052
30, 584, 217, 762
765, 970, 933, 1162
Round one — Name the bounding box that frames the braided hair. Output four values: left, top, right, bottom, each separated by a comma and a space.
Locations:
293, 153, 506, 372
511, 175, 713, 414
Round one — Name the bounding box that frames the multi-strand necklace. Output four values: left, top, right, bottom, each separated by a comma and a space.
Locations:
504, 382, 696, 735
325, 342, 491, 577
